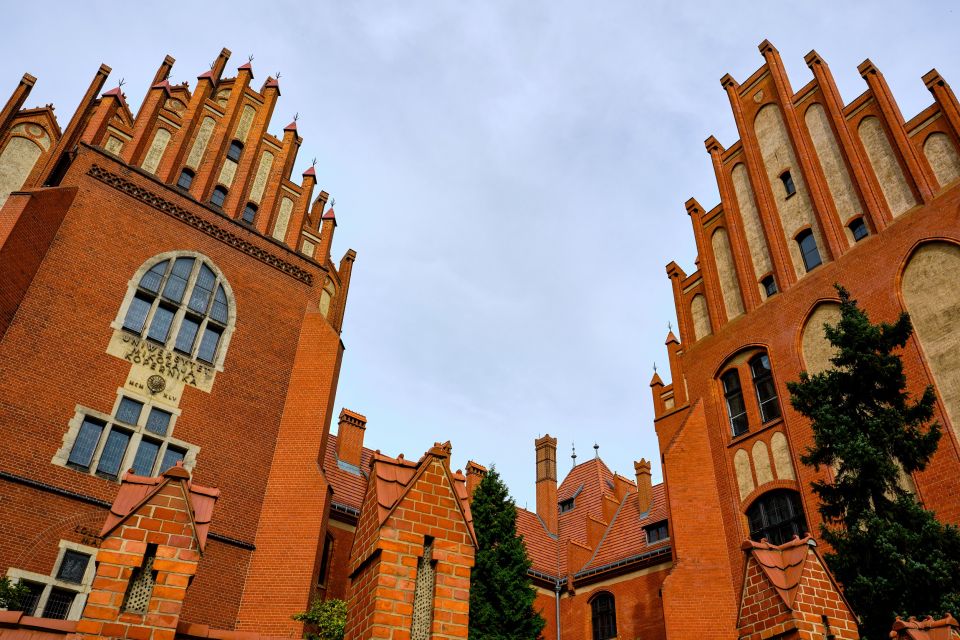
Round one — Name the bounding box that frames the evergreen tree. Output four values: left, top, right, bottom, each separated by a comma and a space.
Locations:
469, 467, 546, 640
788, 285, 960, 639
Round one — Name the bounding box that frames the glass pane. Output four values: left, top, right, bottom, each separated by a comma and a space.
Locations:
132, 439, 161, 476
188, 265, 216, 313
115, 397, 143, 425
750, 355, 771, 379
197, 325, 222, 363
67, 418, 105, 469
211, 187, 227, 207
21, 582, 43, 616
41, 588, 75, 620
122, 295, 153, 334
56, 551, 90, 584
162, 257, 194, 303
211, 286, 229, 324
721, 370, 741, 393
159, 446, 185, 473
242, 204, 257, 223
174, 316, 200, 354
146, 306, 175, 343
145, 408, 171, 436
139, 261, 169, 293
177, 170, 193, 189
96, 429, 131, 479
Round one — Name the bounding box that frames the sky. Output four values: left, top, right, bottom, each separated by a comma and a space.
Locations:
4, 1, 959, 509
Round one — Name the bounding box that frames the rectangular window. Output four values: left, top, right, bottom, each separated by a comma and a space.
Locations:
21, 582, 44, 616
145, 408, 171, 436
41, 588, 75, 620
174, 316, 200, 354
159, 446, 186, 473
55, 551, 90, 585
132, 439, 161, 476
197, 325, 222, 364
115, 397, 143, 425
645, 521, 669, 544
96, 429, 131, 479
122, 294, 153, 334
67, 417, 105, 470
146, 305, 175, 343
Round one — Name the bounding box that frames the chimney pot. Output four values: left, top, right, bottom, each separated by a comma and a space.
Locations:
634, 458, 653, 515
335, 409, 367, 468
535, 435, 559, 535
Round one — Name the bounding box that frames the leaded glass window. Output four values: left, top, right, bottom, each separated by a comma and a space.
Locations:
121, 254, 232, 365
132, 439, 161, 476
96, 429, 131, 479
747, 490, 808, 545
55, 551, 90, 585
67, 418, 105, 470
591, 592, 617, 640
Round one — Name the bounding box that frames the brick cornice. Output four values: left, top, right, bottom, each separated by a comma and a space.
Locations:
86, 163, 315, 285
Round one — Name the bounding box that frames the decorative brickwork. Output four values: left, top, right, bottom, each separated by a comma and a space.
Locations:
343, 443, 476, 640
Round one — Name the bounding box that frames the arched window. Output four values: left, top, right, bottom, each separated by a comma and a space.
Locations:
590, 592, 617, 640
319, 279, 337, 318
211, 186, 228, 208
779, 170, 796, 197
227, 140, 243, 162
746, 489, 808, 545
750, 353, 781, 423
848, 217, 868, 242
722, 369, 749, 436
242, 202, 257, 224
121, 255, 232, 365
796, 229, 822, 272
760, 275, 777, 298
176, 168, 194, 190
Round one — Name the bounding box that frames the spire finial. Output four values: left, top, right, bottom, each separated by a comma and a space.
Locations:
311, 157, 317, 167
571, 442, 577, 468
275, 71, 282, 80
653, 361, 658, 374
248, 54, 254, 62
294, 111, 299, 122
118, 77, 126, 88
593, 442, 599, 459
667, 320, 672, 332
330, 197, 336, 208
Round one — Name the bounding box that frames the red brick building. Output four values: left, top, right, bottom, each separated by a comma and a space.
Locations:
651, 41, 960, 638
0, 49, 357, 636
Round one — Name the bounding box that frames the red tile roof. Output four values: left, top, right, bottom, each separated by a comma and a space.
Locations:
890, 615, 960, 640
516, 457, 669, 579
100, 464, 220, 551
323, 433, 374, 512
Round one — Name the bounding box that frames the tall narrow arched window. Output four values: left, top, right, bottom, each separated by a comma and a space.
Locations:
121, 255, 233, 366
242, 202, 257, 224
210, 186, 228, 208
722, 369, 748, 437
746, 489, 808, 545
176, 168, 194, 190
227, 140, 243, 162
796, 229, 822, 272
590, 592, 617, 640
750, 353, 781, 423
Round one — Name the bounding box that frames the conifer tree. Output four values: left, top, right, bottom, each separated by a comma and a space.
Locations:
469, 467, 546, 640
788, 285, 960, 639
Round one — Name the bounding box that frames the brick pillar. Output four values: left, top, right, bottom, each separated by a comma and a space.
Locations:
70, 465, 219, 640
535, 435, 558, 535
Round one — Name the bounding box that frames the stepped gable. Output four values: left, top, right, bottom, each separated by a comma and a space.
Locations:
100, 463, 220, 551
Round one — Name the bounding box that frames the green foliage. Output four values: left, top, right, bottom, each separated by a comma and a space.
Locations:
293, 597, 346, 640
0, 576, 29, 611
469, 467, 546, 640
788, 285, 960, 639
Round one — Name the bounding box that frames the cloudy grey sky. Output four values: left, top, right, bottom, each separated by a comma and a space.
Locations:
4, 1, 958, 508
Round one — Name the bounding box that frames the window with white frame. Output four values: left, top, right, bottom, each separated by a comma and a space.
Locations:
54, 391, 197, 481
120, 255, 233, 367
7, 541, 97, 620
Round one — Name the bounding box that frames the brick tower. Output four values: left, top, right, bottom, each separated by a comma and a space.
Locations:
651, 41, 960, 638
0, 49, 355, 635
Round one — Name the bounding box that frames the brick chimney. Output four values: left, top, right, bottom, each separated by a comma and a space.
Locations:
635, 458, 652, 515
535, 435, 558, 535
465, 460, 487, 501
336, 408, 367, 468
